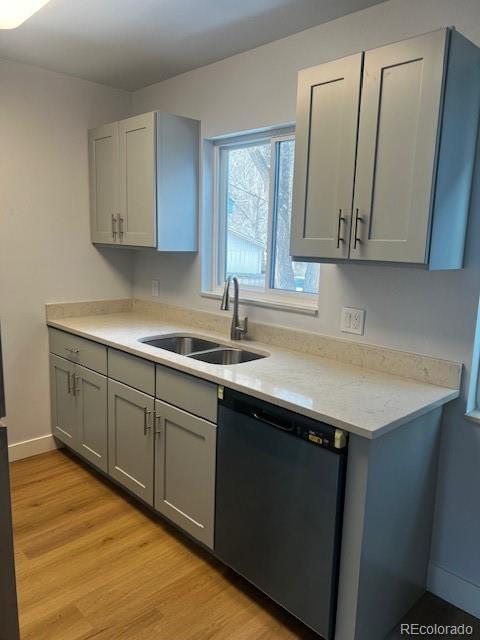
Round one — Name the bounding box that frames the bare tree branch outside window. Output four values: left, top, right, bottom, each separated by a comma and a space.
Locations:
221, 136, 319, 295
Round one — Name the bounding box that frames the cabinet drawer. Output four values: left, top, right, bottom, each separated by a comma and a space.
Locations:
108, 349, 155, 396
156, 365, 217, 423
49, 328, 107, 375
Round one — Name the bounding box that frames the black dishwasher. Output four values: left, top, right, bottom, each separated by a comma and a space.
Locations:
215, 389, 347, 640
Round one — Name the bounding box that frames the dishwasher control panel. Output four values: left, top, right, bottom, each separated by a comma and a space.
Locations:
300, 426, 348, 451
221, 388, 348, 454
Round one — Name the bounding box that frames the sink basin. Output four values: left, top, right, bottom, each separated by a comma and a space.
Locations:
140, 334, 268, 365
141, 335, 220, 355
189, 348, 266, 365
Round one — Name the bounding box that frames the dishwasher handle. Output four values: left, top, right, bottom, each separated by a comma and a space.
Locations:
251, 410, 295, 433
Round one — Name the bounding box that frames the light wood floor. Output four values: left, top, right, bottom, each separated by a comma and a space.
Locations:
10, 450, 317, 640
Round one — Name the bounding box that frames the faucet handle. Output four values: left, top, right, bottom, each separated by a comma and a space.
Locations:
240, 316, 248, 336
220, 277, 231, 311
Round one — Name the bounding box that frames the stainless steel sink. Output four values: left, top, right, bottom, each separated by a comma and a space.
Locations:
188, 348, 266, 365
141, 335, 220, 354
139, 334, 268, 365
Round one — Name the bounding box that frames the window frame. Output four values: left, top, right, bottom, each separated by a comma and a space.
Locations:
209, 128, 319, 310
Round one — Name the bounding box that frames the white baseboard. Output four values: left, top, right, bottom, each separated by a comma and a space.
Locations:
428, 562, 480, 618
8, 433, 59, 462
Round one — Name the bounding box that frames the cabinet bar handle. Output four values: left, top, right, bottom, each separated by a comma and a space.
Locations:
112, 214, 117, 239
71, 373, 79, 396
67, 371, 72, 395
353, 208, 362, 249
118, 214, 124, 240
155, 413, 164, 438
336, 209, 346, 249
144, 408, 152, 435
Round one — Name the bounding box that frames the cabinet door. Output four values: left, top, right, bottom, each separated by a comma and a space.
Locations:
108, 380, 154, 504
118, 113, 157, 247
291, 54, 363, 259
50, 355, 76, 448
351, 30, 448, 263
154, 400, 216, 548
75, 365, 108, 473
89, 122, 119, 244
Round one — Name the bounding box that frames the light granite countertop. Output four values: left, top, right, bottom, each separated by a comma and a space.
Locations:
47, 308, 460, 440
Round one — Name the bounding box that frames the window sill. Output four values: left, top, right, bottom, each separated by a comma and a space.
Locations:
200, 290, 318, 316
465, 410, 480, 425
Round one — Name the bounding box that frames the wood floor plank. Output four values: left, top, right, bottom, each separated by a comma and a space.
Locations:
11, 450, 316, 639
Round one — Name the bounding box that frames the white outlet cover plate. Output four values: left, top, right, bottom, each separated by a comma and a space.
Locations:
151, 280, 159, 297
341, 307, 365, 335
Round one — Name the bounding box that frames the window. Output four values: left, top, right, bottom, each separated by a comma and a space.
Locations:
213, 132, 319, 301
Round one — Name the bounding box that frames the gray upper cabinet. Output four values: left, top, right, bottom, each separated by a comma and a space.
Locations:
108, 379, 155, 505
154, 400, 217, 548
291, 28, 480, 269
291, 53, 362, 259
351, 30, 446, 263
118, 112, 156, 247
89, 123, 119, 245
89, 111, 199, 251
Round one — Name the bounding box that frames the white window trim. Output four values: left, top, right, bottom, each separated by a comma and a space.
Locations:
466, 296, 480, 424
204, 128, 319, 315
200, 289, 319, 316
465, 409, 480, 425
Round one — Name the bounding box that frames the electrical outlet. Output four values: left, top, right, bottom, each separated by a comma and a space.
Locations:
151, 280, 159, 297
341, 307, 365, 335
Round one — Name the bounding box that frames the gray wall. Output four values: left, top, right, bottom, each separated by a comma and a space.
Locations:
0, 58, 133, 452
131, 0, 480, 615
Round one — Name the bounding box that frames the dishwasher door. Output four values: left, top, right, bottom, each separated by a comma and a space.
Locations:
215, 391, 346, 640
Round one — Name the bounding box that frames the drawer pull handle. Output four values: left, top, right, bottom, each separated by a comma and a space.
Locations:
65, 347, 80, 355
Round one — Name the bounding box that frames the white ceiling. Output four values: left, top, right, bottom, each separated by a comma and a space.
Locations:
0, 0, 385, 91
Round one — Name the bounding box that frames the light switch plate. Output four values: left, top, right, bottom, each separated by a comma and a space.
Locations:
341, 307, 365, 335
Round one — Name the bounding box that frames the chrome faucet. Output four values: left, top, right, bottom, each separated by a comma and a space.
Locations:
221, 276, 248, 340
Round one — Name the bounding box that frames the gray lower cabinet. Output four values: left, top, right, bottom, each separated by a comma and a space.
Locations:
76, 365, 108, 472
50, 354, 77, 447
50, 336, 218, 548
50, 355, 108, 472
108, 379, 155, 505
154, 399, 217, 548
